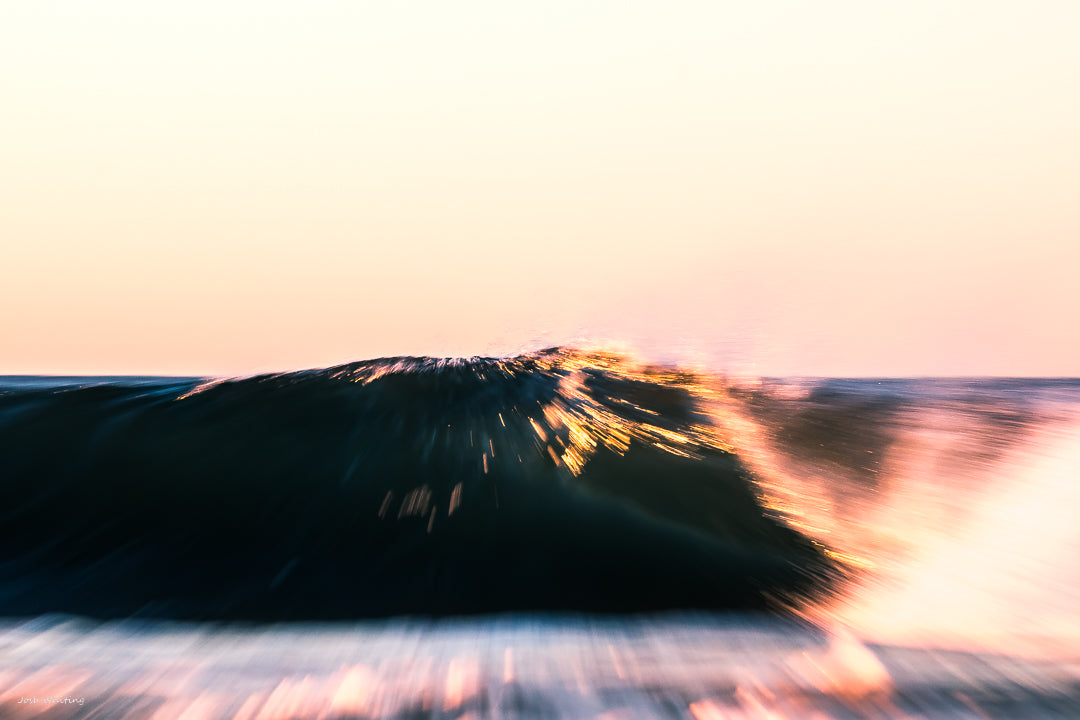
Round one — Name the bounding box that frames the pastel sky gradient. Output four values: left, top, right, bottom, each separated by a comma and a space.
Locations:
3, 1, 1078, 376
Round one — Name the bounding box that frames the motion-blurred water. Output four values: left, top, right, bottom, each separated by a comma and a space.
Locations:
2, 350, 1078, 718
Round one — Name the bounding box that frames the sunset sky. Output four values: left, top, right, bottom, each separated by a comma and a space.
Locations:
3, 1, 1078, 376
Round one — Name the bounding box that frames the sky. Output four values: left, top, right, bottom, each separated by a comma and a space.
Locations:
2, 1, 1078, 376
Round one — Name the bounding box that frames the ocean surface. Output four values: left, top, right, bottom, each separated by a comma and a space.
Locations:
1, 348, 1079, 718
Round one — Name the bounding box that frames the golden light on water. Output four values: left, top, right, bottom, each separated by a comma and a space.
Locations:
328, 349, 737, 502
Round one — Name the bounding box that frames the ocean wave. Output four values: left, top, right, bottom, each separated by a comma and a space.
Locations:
0, 348, 835, 621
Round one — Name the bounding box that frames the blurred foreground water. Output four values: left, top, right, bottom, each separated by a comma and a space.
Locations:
2, 615, 1079, 718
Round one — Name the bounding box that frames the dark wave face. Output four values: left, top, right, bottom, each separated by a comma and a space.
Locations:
0, 349, 835, 621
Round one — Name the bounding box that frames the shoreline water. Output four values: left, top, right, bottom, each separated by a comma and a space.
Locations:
1, 613, 1078, 719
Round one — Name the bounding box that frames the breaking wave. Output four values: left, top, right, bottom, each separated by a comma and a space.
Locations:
0, 348, 836, 621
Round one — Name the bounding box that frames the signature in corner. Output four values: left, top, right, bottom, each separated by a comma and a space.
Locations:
17, 696, 85, 705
